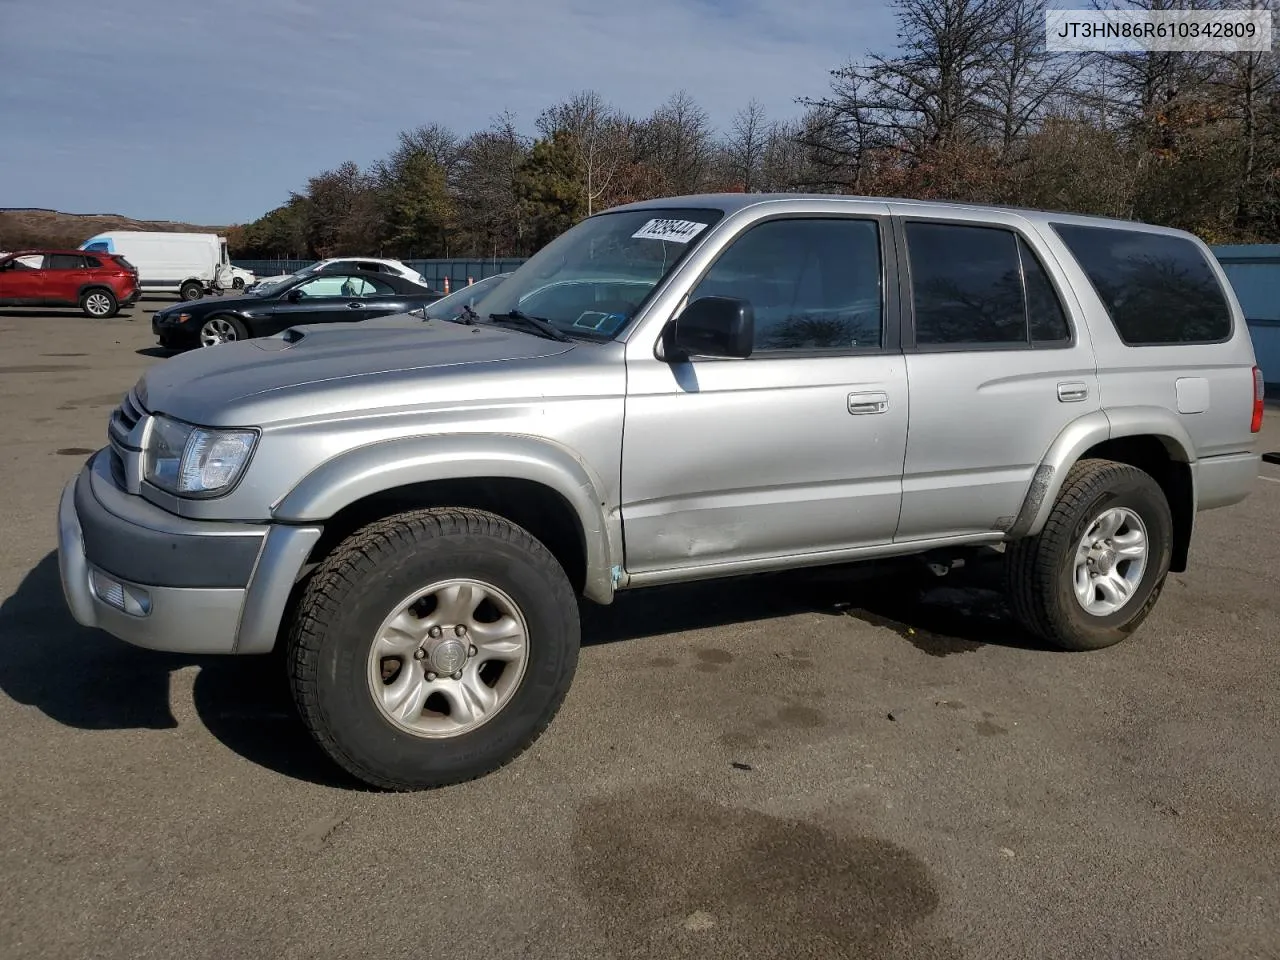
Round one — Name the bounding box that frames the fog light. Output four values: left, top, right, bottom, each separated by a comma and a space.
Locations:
90, 570, 151, 617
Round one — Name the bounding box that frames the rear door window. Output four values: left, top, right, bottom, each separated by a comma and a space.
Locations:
904, 222, 1071, 348
1051, 223, 1232, 345
46, 254, 86, 270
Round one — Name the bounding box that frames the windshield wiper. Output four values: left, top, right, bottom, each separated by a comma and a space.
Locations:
485, 310, 574, 342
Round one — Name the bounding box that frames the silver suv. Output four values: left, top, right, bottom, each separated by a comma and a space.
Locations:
57, 194, 1263, 790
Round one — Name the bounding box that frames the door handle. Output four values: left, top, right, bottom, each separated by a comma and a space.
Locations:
1057, 381, 1089, 403
346, 301, 363, 309
848, 391, 889, 415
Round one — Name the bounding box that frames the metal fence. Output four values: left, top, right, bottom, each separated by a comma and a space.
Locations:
233, 258, 527, 290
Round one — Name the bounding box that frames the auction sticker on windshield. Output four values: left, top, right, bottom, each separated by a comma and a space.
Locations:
631, 218, 709, 243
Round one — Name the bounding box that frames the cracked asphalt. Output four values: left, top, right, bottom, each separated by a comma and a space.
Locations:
1, 304, 1277, 959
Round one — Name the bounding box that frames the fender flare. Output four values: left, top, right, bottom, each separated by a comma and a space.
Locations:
1007, 407, 1196, 539
272, 433, 621, 603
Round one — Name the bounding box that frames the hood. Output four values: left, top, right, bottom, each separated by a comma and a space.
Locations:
138, 319, 576, 426
160, 292, 261, 314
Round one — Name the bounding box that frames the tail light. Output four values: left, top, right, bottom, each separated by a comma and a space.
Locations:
1251, 365, 1264, 433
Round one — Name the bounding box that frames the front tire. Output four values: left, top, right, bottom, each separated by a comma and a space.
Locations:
232, 277, 245, 290
1006, 459, 1172, 651
198, 314, 248, 347
179, 280, 204, 301
288, 507, 580, 791
80, 289, 118, 318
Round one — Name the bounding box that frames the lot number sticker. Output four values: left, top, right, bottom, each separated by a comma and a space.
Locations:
631, 218, 709, 243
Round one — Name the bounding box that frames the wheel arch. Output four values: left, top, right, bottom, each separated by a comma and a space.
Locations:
273, 434, 621, 604
1009, 408, 1197, 572
77, 282, 117, 300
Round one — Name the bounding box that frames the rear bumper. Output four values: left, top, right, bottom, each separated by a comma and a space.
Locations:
57, 450, 321, 654
1194, 451, 1261, 511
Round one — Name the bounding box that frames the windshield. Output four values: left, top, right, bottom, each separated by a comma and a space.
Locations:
251, 267, 314, 296
423, 273, 509, 320
468, 208, 723, 340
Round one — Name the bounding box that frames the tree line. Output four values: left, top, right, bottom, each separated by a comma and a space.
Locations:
231, 0, 1280, 261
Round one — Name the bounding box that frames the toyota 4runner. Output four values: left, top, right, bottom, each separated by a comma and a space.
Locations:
57, 194, 1263, 790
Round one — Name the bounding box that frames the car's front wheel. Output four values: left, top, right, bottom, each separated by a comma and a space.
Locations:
287, 507, 580, 790
179, 280, 204, 301
232, 277, 245, 290
1006, 458, 1173, 651
198, 314, 248, 347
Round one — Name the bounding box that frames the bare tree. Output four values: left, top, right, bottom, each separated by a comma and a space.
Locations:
537, 91, 629, 215
979, 0, 1086, 156
455, 112, 531, 256
724, 99, 770, 191
1208, 0, 1280, 227
644, 90, 715, 194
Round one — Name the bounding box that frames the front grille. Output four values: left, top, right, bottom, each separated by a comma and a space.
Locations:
107, 388, 145, 449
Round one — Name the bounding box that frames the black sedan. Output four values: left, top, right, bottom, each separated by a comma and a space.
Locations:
152, 268, 443, 349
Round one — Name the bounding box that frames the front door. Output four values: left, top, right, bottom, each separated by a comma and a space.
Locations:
893, 213, 1102, 541
0, 254, 48, 304
621, 213, 909, 577
265, 274, 385, 334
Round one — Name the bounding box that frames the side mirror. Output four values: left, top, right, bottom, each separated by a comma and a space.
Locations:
665, 296, 754, 361
286, 288, 303, 302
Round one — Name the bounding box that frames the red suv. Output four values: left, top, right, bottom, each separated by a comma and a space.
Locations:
0, 249, 140, 318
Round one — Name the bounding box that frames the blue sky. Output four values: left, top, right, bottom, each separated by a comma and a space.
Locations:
0, 0, 898, 224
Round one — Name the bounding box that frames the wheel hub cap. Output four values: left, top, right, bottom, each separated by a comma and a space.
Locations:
427, 638, 468, 676
367, 578, 530, 739
1073, 506, 1149, 617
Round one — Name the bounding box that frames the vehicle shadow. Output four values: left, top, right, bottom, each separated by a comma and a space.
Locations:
0, 309, 141, 320
581, 550, 1052, 657
0, 552, 358, 788
0, 549, 1048, 789
136, 347, 178, 359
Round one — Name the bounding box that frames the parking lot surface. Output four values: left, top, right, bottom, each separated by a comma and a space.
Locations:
1, 302, 1278, 960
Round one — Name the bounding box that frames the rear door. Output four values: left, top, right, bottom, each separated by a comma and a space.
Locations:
261, 273, 379, 333
893, 210, 1101, 541
43, 253, 89, 305
0, 255, 47, 303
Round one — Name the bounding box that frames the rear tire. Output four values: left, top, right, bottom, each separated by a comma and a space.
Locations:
80, 289, 118, 319
1006, 458, 1172, 651
179, 280, 204, 301
232, 277, 245, 290
287, 507, 580, 791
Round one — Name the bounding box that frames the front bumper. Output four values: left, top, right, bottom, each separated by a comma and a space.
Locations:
58, 450, 321, 654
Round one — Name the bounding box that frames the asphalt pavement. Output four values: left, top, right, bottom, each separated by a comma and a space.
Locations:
0, 300, 1277, 960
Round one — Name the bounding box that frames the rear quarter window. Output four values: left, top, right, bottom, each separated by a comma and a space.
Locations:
1051, 223, 1232, 345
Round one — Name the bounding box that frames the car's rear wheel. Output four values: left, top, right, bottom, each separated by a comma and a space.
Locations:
1006, 458, 1172, 651
232, 277, 245, 290
198, 314, 248, 347
180, 280, 204, 301
287, 507, 580, 791
80, 289, 118, 319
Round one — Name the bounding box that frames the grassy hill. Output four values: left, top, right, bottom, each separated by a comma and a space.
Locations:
0, 208, 231, 251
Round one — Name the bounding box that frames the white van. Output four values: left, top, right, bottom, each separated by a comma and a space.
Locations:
79, 231, 231, 301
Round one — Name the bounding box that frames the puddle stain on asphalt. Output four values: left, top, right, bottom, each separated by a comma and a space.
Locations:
0, 364, 91, 375
59, 393, 127, 411
695, 648, 734, 673
718, 701, 830, 752
572, 786, 951, 959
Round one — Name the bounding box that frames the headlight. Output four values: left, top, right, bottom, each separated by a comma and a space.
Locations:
144, 415, 258, 497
